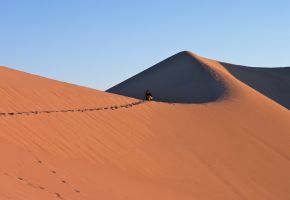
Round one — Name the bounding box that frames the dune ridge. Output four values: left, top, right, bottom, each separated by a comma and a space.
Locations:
107, 51, 226, 103
221, 63, 290, 109
0, 52, 289, 200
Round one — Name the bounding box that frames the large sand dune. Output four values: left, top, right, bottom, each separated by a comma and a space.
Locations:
108, 51, 225, 103
0, 52, 289, 200
222, 62, 290, 109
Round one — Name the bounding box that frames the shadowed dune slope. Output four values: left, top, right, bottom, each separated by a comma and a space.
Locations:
222, 62, 290, 109
0, 52, 289, 200
107, 51, 225, 103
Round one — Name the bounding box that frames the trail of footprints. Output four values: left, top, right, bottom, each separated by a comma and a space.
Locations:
1, 100, 145, 198
0, 100, 145, 117
1, 100, 146, 199
3, 159, 82, 200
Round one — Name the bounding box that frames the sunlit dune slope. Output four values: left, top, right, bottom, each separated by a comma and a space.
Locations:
0, 52, 289, 200
222, 62, 290, 109
0, 66, 134, 113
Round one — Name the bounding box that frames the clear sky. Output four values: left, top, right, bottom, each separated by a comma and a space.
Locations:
1, 0, 290, 90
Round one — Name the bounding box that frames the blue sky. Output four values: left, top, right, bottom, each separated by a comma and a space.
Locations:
1, 0, 290, 90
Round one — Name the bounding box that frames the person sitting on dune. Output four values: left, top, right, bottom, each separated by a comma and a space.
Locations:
145, 90, 153, 101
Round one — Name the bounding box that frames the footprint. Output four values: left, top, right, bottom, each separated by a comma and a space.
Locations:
1, 101, 143, 118
55, 192, 63, 199
27, 182, 34, 187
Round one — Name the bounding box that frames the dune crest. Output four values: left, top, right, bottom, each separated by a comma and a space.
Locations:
221, 62, 290, 109
107, 51, 225, 103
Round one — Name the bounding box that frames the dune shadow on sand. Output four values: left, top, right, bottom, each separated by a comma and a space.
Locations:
107, 51, 226, 104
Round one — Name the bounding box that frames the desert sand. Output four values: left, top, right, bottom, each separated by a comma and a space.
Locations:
0, 51, 289, 200
222, 62, 290, 109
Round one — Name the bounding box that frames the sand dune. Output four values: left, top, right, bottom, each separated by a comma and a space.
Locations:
222, 62, 290, 109
0, 52, 289, 200
107, 51, 225, 103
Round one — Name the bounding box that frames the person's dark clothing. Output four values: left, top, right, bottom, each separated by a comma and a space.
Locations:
145, 90, 153, 101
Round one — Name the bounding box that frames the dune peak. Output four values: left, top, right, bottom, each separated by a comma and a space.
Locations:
107, 51, 225, 103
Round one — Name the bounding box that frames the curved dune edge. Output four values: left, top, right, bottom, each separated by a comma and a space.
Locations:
0, 54, 290, 200
193, 53, 290, 110
107, 51, 226, 104
221, 62, 290, 109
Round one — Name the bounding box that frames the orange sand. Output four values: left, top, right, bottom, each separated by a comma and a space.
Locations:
0, 53, 289, 200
